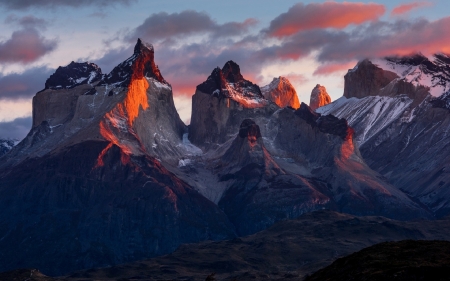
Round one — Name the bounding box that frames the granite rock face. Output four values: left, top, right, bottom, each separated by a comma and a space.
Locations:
261, 77, 300, 109
0, 39, 233, 275
44, 61, 102, 90
189, 61, 276, 148
344, 59, 399, 99
319, 54, 450, 217
309, 84, 331, 111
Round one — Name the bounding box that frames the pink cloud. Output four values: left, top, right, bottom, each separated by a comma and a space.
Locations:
391, 2, 432, 16
313, 62, 357, 76
0, 28, 57, 64
267, 2, 386, 37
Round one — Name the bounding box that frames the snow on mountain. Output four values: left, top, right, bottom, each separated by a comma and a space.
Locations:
45, 61, 103, 90
317, 95, 413, 146
373, 53, 450, 97
196, 61, 268, 108
0, 139, 18, 157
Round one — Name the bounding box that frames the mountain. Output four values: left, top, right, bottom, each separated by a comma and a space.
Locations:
318, 53, 450, 217
0, 39, 236, 276
309, 84, 331, 110
0, 41, 442, 276
0, 139, 18, 157
4, 211, 450, 281
182, 62, 428, 235
261, 76, 300, 109
188, 60, 277, 148
305, 240, 450, 281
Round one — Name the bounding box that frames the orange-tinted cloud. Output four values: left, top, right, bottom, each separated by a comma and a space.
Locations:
313, 62, 357, 76
267, 2, 386, 37
391, 2, 432, 16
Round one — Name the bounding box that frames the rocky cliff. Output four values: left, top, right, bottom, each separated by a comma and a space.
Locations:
309, 84, 331, 111
319, 54, 450, 217
261, 76, 300, 109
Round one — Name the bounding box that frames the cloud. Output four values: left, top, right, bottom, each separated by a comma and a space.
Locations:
0, 116, 31, 140
267, 2, 385, 37
316, 17, 450, 62
129, 10, 257, 42
5, 14, 49, 30
0, 0, 134, 10
313, 62, 357, 76
391, 2, 432, 16
0, 28, 58, 64
0, 67, 53, 101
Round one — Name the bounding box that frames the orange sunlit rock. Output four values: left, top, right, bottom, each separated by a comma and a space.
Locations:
309, 84, 331, 111
262, 77, 300, 109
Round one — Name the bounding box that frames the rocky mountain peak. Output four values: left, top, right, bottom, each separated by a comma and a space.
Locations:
196, 61, 265, 107
295, 103, 353, 140
44, 61, 103, 90
102, 38, 166, 87
309, 84, 331, 111
344, 59, 399, 99
261, 76, 300, 109
134, 38, 154, 54
222, 60, 244, 83
239, 119, 262, 143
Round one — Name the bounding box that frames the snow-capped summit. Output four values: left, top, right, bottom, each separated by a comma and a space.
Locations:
373, 53, 450, 97
309, 84, 331, 111
45, 61, 102, 90
196, 60, 267, 108
261, 76, 300, 109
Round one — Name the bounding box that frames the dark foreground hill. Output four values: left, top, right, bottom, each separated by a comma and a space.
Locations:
305, 240, 450, 281
2, 211, 450, 281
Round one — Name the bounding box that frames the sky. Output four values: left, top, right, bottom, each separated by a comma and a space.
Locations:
0, 0, 449, 140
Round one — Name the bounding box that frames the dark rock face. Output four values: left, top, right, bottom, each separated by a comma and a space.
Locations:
101, 38, 167, 87
344, 59, 399, 98
0, 141, 235, 276
45, 62, 102, 90
196, 60, 262, 99
430, 91, 450, 110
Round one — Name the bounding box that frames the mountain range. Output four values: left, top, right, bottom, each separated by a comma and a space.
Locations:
0, 39, 449, 276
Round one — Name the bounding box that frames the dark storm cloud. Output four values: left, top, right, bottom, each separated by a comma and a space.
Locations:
0, 67, 53, 101
0, 28, 58, 64
129, 10, 257, 42
0, 116, 32, 140
0, 0, 135, 10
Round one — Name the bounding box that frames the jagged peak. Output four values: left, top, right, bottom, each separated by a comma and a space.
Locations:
44, 61, 103, 90
261, 76, 300, 109
310, 84, 331, 111
134, 38, 154, 54
221, 60, 244, 83
196, 61, 265, 107
239, 119, 262, 139
101, 38, 166, 87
